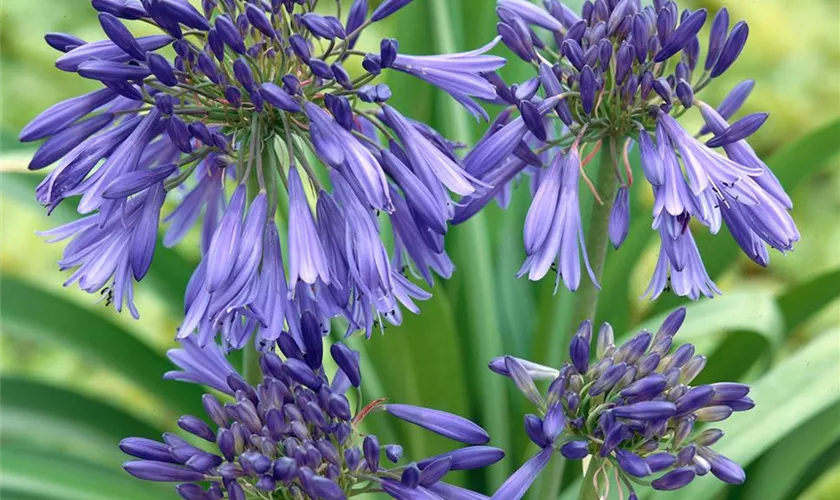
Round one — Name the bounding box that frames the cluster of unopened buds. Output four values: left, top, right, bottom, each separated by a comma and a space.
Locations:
490, 307, 753, 499
122, 312, 504, 499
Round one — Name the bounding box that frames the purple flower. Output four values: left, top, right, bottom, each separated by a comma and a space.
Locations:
490, 447, 553, 500
382, 105, 478, 197
28, 113, 115, 171
176, 190, 280, 349
37, 181, 166, 319
488, 356, 560, 380
287, 167, 331, 289
498, 0, 564, 32
417, 446, 505, 471
20, 88, 118, 142
25, 0, 484, 345
305, 103, 391, 211
391, 37, 506, 119
459, 0, 796, 298
384, 404, 491, 445
123, 461, 207, 482
124, 324, 491, 499
609, 186, 631, 249
651, 467, 696, 490
519, 147, 598, 292
645, 223, 721, 300
462, 95, 563, 178
53, 34, 172, 72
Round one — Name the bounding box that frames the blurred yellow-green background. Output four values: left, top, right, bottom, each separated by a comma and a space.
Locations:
1, 1, 839, 499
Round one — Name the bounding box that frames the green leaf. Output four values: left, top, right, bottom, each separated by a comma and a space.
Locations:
797, 460, 840, 500
1, 377, 162, 466
646, 329, 840, 500
0, 277, 204, 417
769, 117, 840, 190
786, 437, 840, 500
693, 331, 770, 385
740, 401, 840, 500
425, 0, 512, 488
1, 444, 176, 500
493, 195, 538, 358
777, 268, 840, 332
629, 291, 785, 350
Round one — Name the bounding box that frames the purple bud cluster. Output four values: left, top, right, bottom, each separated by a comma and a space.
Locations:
23, 0, 507, 345
455, 0, 798, 298
490, 307, 752, 499
123, 312, 503, 499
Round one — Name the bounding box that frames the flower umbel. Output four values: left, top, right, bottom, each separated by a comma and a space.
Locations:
490, 307, 753, 499
24, 0, 504, 346
123, 312, 503, 499
457, 0, 799, 298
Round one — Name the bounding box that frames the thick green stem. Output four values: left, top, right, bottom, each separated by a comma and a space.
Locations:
577, 459, 603, 500
242, 343, 263, 387
571, 136, 621, 329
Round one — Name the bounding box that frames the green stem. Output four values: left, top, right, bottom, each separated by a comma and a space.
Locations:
571, 136, 621, 329
577, 459, 603, 500
242, 343, 263, 387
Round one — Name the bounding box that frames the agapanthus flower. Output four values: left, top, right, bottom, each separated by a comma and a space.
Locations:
23, 0, 505, 346
489, 307, 753, 499
456, 0, 799, 298
123, 311, 503, 499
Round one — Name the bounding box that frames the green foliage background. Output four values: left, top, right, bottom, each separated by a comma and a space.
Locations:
1, 1, 839, 499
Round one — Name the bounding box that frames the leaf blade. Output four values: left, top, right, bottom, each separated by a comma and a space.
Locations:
1, 377, 162, 467
0, 277, 204, 417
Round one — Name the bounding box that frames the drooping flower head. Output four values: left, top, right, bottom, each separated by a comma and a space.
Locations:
488, 307, 753, 499
23, 0, 506, 347
123, 311, 503, 499
457, 0, 798, 298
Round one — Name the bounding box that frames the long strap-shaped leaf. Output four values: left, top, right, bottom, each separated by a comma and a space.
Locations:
741, 401, 840, 500
426, 0, 512, 488
628, 291, 785, 348
0, 277, 204, 417
1, 377, 163, 467
778, 269, 840, 332
1, 443, 176, 500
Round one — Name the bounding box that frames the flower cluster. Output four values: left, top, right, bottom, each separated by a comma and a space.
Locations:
122, 311, 503, 500
24, 0, 506, 346
489, 307, 753, 499
455, 0, 798, 298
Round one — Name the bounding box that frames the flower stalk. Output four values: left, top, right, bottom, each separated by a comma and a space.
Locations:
572, 136, 621, 329
578, 458, 603, 500
241, 341, 263, 387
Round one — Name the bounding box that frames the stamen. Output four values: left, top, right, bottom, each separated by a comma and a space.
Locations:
576, 131, 604, 205
353, 397, 389, 426
622, 138, 634, 187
